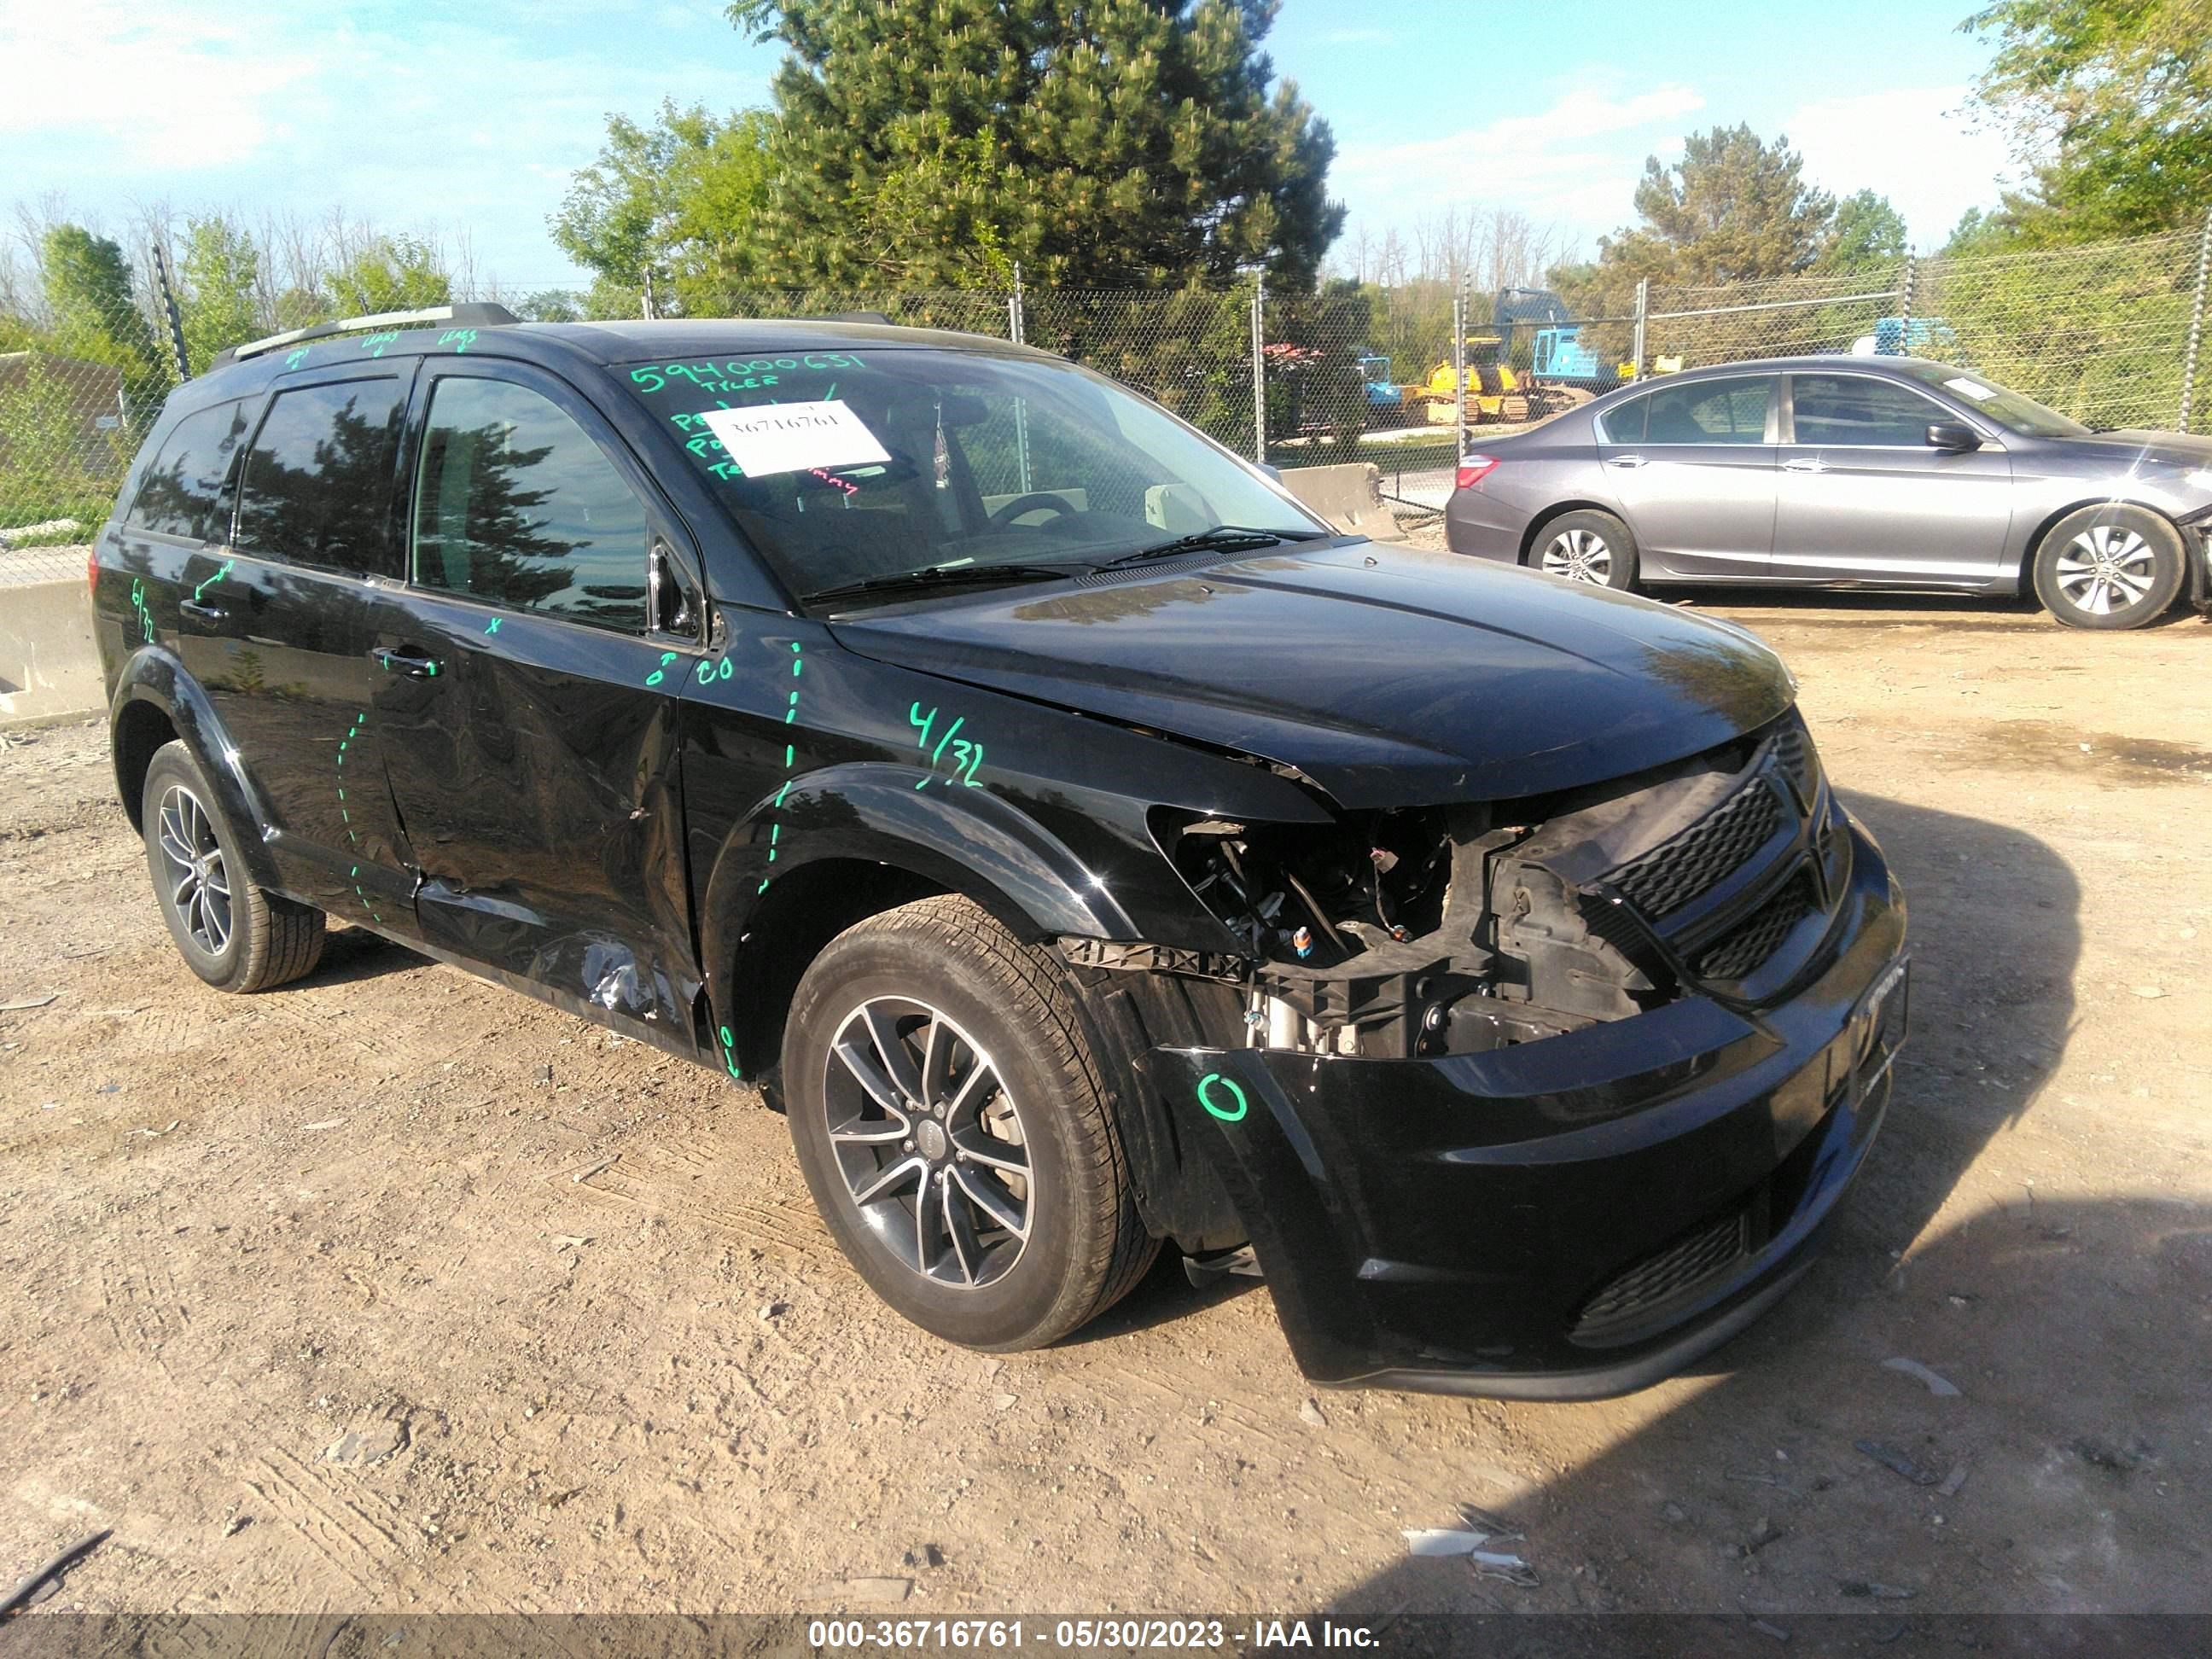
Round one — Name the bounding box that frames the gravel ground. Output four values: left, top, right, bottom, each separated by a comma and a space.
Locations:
2, 585, 2208, 1621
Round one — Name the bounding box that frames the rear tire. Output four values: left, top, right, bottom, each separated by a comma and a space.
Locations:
782, 895, 1158, 1351
142, 741, 324, 992
1531, 509, 1639, 591
2033, 504, 2186, 630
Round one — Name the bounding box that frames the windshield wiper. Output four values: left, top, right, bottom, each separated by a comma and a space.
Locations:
1099, 525, 1326, 569
802, 561, 1086, 607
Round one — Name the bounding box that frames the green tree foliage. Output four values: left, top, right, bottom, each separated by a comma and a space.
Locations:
1820, 190, 1910, 271
40, 226, 163, 387
328, 235, 451, 315
1551, 127, 1841, 358
1962, 0, 2212, 244
178, 215, 264, 369
725, 0, 1343, 289
550, 102, 775, 314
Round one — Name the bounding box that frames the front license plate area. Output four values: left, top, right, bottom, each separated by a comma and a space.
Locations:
1853, 957, 1910, 1105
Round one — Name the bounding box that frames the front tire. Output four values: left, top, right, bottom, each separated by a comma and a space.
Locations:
2033, 504, 2186, 630
782, 896, 1157, 1351
1532, 508, 1639, 591
142, 741, 324, 992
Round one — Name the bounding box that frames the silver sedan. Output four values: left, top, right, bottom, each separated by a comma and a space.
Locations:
1443, 356, 2212, 629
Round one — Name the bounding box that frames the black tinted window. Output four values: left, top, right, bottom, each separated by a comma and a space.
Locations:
411, 376, 648, 631
1791, 375, 1947, 446
1636, 376, 1773, 445
234, 378, 405, 574
1598, 395, 1648, 444
127, 400, 249, 540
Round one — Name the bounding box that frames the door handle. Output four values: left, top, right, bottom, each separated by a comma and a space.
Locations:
1605, 454, 1647, 469
371, 646, 441, 678
179, 598, 232, 622
1782, 457, 1827, 474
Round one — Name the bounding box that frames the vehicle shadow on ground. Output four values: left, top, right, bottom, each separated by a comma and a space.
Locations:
1314, 793, 2208, 1629
294, 921, 432, 989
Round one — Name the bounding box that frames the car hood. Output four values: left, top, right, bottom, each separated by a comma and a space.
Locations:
2063, 428, 2212, 470
829, 542, 1795, 809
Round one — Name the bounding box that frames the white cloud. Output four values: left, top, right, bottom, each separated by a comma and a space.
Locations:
0, 0, 321, 169
1783, 85, 2017, 248
1330, 83, 1705, 251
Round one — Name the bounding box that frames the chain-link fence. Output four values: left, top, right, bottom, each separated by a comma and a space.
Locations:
7, 215, 2211, 545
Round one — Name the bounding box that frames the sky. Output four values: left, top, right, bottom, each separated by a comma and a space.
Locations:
0, 0, 2020, 290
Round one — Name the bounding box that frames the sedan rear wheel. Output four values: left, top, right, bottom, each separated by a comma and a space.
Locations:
1533, 509, 1639, 591
2034, 504, 2186, 631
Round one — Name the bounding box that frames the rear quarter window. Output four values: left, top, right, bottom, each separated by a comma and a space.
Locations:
125, 400, 251, 540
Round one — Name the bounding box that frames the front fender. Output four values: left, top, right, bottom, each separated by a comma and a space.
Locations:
108, 646, 284, 892
699, 760, 1141, 1067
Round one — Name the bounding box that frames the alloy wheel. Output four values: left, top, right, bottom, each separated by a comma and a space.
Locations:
1541, 528, 1613, 584
822, 996, 1033, 1289
155, 784, 232, 957
2055, 526, 2157, 616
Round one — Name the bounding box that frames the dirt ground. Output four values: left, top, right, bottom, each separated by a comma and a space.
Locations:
3, 585, 2209, 1625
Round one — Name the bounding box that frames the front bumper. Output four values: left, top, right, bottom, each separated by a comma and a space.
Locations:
1144, 825, 1908, 1400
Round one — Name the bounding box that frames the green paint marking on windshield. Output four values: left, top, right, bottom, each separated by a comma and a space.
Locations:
756, 641, 806, 896
333, 710, 381, 923
1196, 1072, 1248, 1123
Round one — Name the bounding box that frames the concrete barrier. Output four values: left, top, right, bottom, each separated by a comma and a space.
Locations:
1, 559, 102, 728
1277, 462, 1406, 543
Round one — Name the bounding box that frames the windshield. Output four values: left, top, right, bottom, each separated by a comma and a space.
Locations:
616, 347, 1326, 605
1891, 361, 2091, 439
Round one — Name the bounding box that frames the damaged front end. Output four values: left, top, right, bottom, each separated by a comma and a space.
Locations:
1069, 707, 1910, 1399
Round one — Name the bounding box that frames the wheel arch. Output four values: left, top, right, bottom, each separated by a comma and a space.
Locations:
2017, 495, 2189, 593
1519, 498, 1621, 567
106, 652, 283, 889
700, 762, 1141, 1089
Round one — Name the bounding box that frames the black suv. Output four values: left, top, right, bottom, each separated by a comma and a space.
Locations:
93, 305, 1907, 1399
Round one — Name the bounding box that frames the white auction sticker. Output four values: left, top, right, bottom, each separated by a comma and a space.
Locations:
698, 400, 891, 478
1944, 376, 1997, 401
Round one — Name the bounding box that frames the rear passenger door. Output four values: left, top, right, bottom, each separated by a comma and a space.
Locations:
361, 359, 705, 1033
182, 367, 419, 925
1596, 375, 1779, 580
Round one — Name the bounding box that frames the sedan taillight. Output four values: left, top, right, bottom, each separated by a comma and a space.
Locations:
86, 545, 99, 595
1456, 455, 1499, 491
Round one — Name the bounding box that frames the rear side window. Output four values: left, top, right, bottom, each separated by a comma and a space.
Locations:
126, 401, 250, 540
410, 376, 649, 632
1610, 376, 1774, 445
1790, 375, 1946, 446
234, 378, 406, 576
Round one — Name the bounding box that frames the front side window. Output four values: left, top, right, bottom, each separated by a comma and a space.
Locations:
1609, 375, 1774, 445
1790, 375, 1949, 446
127, 400, 249, 540
411, 376, 649, 632
234, 378, 405, 575
616, 347, 1324, 605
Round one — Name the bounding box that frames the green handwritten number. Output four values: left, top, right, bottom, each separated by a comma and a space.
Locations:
631, 366, 667, 392
910, 703, 936, 750
961, 742, 984, 786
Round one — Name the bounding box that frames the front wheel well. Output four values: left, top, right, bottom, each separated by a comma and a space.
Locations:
112, 698, 179, 832
2017, 498, 2187, 593
1520, 499, 1619, 566
721, 859, 949, 1092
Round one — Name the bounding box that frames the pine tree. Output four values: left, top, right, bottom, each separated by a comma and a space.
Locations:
726, 0, 1342, 288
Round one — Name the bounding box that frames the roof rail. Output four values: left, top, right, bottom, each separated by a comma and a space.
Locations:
210, 302, 521, 371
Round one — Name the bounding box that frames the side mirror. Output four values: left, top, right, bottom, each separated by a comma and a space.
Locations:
1926, 421, 1981, 453
1260, 463, 1284, 481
